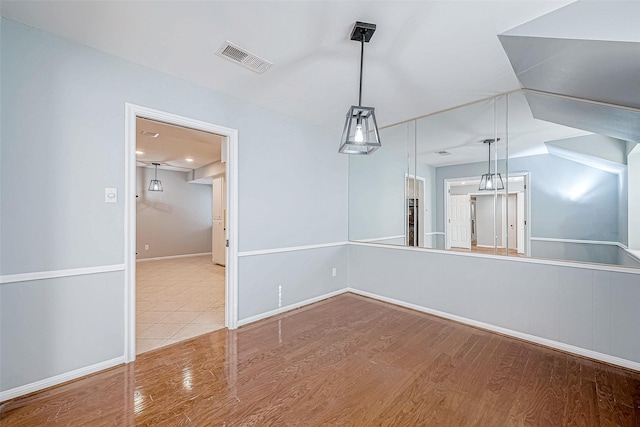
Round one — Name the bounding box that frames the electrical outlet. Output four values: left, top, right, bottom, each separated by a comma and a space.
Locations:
332, 268, 337, 277
145, 245, 149, 250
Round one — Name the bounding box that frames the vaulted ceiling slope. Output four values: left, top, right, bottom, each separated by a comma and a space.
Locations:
1, 0, 572, 130
499, 1, 640, 142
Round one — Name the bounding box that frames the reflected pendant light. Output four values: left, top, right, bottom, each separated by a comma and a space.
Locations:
479, 138, 504, 191
339, 21, 381, 155
148, 162, 164, 192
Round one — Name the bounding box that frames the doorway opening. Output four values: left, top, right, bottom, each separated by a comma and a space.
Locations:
125, 104, 238, 362
445, 173, 530, 256
134, 117, 227, 354
406, 175, 426, 247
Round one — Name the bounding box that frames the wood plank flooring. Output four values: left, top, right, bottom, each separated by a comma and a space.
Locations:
2, 293, 639, 426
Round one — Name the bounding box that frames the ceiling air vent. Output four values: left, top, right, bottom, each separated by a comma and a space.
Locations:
435, 151, 452, 156
216, 41, 272, 74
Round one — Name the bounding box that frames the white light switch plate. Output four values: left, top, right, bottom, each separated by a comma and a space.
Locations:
105, 188, 118, 203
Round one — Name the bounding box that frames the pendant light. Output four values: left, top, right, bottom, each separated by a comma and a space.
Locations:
339, 21, 381, 155
479, 138, 504, 191
148, 163, 163, 192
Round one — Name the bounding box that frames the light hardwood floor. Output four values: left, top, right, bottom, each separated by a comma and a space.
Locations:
2, 293, 639, 425
136, 255, 225, 354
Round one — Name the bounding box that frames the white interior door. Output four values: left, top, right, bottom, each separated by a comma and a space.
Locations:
212, 176, 226, 265
450, 194, 471, 249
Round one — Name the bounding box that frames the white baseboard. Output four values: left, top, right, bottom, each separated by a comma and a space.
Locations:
347, 288, 640, 372
136, 252, 212, 262
0, 356, 125, 403
237, 288, 349, 327
357, 235, 405, 243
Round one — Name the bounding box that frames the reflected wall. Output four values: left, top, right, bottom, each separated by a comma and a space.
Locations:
349, 90, 640, 268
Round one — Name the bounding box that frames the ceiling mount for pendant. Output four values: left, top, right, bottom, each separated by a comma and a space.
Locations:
350, 21, 376, 42
339, 21, 381, 155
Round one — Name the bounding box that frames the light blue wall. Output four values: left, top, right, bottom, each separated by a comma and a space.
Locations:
436, 154, 621, 243
348, 122, 410, 242
618, 169, 629, 246
238, 245, 348, 320
136, 167, 213, 259
350, 244, 640, 366
1, 18, 348, 393
1, 272, 124, 390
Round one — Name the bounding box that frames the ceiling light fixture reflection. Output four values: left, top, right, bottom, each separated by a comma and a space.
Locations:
185, 158, 194, 162
140, 130, 159, 138
339, 21, 381, 155
479, 138, 504, 191
148, 163, 163, 192
135, 150, 144, 155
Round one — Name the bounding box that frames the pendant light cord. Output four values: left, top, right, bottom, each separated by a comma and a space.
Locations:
358, 36, 364, 107
487, 141, 491, 174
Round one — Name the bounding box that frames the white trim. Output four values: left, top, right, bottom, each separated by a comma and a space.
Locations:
356, 235, 405, 244
237, 288, 349, 327
424, 232, 444, 236
623, 248, 640, 262
0, 264, 125, 285
226, 130, 239, 331
238, 242, 348, 257
136, 252, 211, 263
125, 103, 240, 364
531, 237, 620, 246
523, 88, 640, 113
347, 288, 640, 372
348, 241, 640, 275
0, 356, 124, 402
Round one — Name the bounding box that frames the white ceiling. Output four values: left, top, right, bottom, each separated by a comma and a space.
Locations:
412, 90, 590, 167
0, 0, 573, 131
136, 117, 222, 171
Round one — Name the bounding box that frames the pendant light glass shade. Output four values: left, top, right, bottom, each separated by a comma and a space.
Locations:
478, 173, 504, 191
148, 163, 163, 192
339, 106, 381, 155
339, 22, 381, 155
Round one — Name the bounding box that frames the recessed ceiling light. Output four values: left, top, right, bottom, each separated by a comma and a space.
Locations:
185, 158, 194, 162
140, 131, 159, 138
135, 150, 144, 155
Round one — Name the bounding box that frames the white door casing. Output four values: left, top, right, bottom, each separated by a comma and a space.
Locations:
125, 103, 239, 363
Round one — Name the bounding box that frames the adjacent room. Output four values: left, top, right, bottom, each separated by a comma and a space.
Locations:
1, 1, 639, 425
135, 118, 227, 354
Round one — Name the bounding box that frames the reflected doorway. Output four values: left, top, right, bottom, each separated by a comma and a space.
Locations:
445, 174, 530, 256
406, 175, 425, 247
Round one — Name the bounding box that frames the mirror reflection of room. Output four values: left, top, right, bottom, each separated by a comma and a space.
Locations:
349, 90, 640, 269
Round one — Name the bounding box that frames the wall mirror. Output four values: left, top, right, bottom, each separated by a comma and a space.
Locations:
348, 90, 640, 269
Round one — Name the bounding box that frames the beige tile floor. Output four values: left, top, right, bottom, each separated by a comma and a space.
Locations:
136, 255, 225, 354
